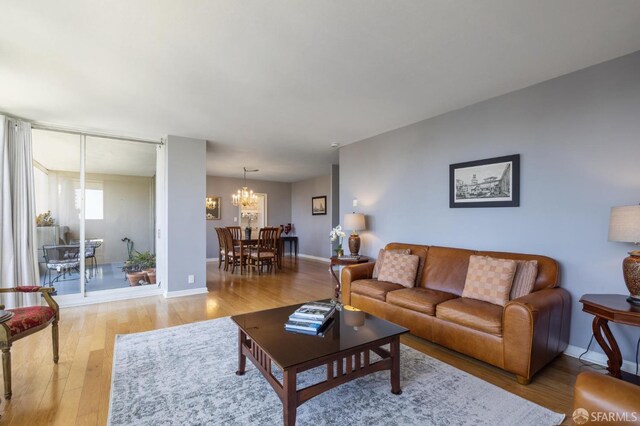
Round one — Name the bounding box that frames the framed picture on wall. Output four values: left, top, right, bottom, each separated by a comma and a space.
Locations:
206, 196, 221, 220
312, 196, 327, 215
449, 154, 520, 208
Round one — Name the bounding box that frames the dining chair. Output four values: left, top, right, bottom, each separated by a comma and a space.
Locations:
249, 227, 279, 274
214, 227, 227, 269
226, 226, 242, 241
0, 286, 59, 400
221, 227, 245, 273
274, 226, 283, 268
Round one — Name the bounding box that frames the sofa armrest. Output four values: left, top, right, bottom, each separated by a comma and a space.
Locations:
574, 371, 640, 421
503, 287, 571, 382
340, 262, 375, 305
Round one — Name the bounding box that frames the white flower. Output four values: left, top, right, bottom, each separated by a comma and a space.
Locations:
330, 225, 347, 242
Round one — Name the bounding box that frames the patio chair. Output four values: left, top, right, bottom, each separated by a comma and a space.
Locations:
42, 245, 81, 287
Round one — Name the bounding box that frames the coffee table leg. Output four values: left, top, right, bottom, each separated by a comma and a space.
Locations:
236, 329, 247, 376
283, 368, 297, 426
390, 337, 402, 395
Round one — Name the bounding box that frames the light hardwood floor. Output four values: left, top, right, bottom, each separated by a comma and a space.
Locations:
1, 257, 596, 425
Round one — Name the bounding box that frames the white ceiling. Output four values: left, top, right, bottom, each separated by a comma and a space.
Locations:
2, 1, 640, 182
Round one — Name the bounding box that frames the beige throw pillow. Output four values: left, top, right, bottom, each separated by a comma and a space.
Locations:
377, 252, 420, 288
462, 255, 517, 306
372, 248, 411, 279
509, 260, 538, 300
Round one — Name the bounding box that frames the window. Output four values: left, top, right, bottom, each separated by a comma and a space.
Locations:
75, 188, 104, 220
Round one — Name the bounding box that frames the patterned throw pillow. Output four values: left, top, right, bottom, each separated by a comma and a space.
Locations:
462, 255, 517, 306
377, 252, 420, 288
509, 259, 538, 300
372, 248, 411, 279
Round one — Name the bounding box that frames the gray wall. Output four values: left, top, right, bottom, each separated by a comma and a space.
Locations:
205, 176, 291, 259
292, 174, 332, 257
331, 165, 340, 229
340, 51, 640, 362
166, 135, 207, 292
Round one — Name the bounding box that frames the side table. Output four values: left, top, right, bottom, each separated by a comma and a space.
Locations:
280, 236, 298, 257
579, 294, 640, 385
329, 255, 372, 299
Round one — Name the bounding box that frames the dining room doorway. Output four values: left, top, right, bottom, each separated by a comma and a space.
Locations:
239, 193, 267, 237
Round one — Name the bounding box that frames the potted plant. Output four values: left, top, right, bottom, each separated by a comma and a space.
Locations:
36, 210, 55, 226
122, 251, 156, 285
330, 225, 346, 257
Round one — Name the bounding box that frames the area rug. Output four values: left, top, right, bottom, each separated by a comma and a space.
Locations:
108, 317, 564, 425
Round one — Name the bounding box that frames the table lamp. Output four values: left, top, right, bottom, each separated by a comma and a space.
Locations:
608, 205, 640, 305
343, 213, 365, 256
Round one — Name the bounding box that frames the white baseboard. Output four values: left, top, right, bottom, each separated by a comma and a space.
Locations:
298, 253, 330, 263
206, 258, 218, 263
58, 287, 164, 308
164, 287, 209, 299
564, 344, 638, 375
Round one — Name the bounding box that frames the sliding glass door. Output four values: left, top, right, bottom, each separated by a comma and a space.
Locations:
84, 136, 157, 294
32, 129, 160, 302
32, 130, 82, 295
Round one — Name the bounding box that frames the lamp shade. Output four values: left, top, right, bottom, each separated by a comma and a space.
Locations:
343, 213, 365, 232
608, 205, 640, 243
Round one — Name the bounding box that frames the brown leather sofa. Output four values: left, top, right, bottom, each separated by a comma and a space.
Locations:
573, 372, 640, 425
341, 243, 571, 384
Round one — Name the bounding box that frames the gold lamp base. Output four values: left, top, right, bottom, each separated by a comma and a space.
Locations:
623, 250, 640, 306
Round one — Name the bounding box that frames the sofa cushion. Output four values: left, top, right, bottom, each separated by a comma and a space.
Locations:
510, 259, 538, 300
423, 246, 475, 295
436, 298, 504, 336
386, 288, 458, 316
377, 252, 420, 288
462, 255, 517, 306
351, 279, 404, 301
385, 243, 428, 286
372, 248, 411, 279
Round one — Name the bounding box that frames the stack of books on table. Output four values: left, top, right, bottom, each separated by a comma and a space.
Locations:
284, 301, 336, 336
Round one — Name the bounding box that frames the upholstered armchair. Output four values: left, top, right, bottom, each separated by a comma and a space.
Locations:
0, 286, 59, 400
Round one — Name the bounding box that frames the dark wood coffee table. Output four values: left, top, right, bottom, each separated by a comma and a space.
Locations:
231, 302, 408, 425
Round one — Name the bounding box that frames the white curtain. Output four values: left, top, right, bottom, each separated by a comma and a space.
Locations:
0, 116, 39, 308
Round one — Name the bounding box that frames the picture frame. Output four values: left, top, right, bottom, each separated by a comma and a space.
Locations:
312, 196, 327, 215
449, 154, 520, 208
206, 196, 221, 220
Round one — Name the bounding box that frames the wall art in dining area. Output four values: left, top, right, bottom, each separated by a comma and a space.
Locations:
449, 154, 520, 208
206, 196, 221, 220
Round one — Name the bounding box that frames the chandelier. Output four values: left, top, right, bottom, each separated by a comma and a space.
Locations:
232, 167, 259, 208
